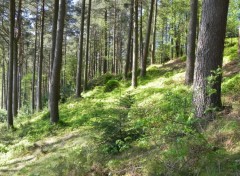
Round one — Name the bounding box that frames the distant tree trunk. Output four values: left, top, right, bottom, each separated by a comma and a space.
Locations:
132, 0, 138, 88
238, 27, 240, 60
76, 0, 85, 97
103, 9, 108, 74
151, 0, 157, 64
32, 0, 39, 113
124, 0, 133, 80
8, 0, 15, 128
193, 0, 229, 120
141, 0, 154, 77
139, 1, 143, 68
113, 0, 117, 74
185, 0, 198, 85
37, 0, 45, 111
1, 51, 5, 109
49, 0, 66, 123
13, 40, 18, 116
83, 0, 91, 92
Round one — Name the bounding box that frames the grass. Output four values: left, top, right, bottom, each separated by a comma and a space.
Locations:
0, 38, 239, 175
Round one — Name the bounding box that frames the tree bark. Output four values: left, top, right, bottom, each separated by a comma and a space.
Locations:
238, 27, 240, 60
151, 0, 157, 65
49, 0, 66, 123
132, 0, 138, 88
8, 0, 15, 128
50, 0, 59, 74
37, 0, 45, 111
103, 9, 108, 74
141, 0, 154, 77
185, 0, 198, 85
193, 0, 229, 120
124, 0, 133, 80
32, 0, 39, 113
83, 0, 92, 92
76, 0, 85, 97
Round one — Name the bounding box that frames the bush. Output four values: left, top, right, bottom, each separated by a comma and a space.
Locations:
87, 73, 123, 90
104, 80, 120, 92
0, 109, 7, 123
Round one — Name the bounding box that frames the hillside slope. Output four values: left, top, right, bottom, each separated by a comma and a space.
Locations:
0, 53, 240, 175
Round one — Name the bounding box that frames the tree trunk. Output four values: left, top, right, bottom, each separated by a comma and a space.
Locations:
76, 0, 85, 97
83, 0, 92, 92
50, 0, 59, 74
139, 1, 143, 67
103, 9, 108, 74
13, 37, 18, 117
141, 0, 154, 77
1, 52, 5, 109
13, 0, 22, 117
7, 0, 15, 128
124, 0, 133, 80
185, 0, 198, 85
151, 0, 157, 65
49, 0, 66, 124
37, 0, 45, 111
32, 0, 39, 113
132, 0, 138, 88
193, 0, 229, 120
238, 27, 240, 60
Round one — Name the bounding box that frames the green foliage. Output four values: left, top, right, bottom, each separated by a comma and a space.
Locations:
104, 80, 120, 92
224, 38, 238, 60
0, 144, 8, 153
92, 93, 143, 154
0, 109, 7, 123
222, 74, 240, 94
2, 56, 240, 175
87, 73, 122, 90
60, 84, 74, 103
207, 67, 223, 96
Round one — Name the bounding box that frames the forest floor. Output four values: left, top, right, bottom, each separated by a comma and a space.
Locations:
0, 39, 240, 176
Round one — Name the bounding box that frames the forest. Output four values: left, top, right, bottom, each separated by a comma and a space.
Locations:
0, 0, 240, 175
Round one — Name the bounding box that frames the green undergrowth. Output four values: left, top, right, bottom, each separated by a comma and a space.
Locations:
0, 58, 240, 175
224, 37, 238, 61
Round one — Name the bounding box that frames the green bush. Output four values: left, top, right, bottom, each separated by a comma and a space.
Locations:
224, 38, 238, 60
0, 109, 7, 123
87, 73, 122, 90
104, 80, 120, 92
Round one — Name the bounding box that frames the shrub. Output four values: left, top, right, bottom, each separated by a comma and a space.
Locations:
0, 109, 7, 123
104, 80, 120, 92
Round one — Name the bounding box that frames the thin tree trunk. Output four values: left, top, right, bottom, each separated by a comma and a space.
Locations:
49, 0, 66, 123
132, 0, 138, 88
238, 27, 240, 60
139, 1, 143, 67
124, 0, 133, 80
76, 0, 85, 97
193, 0, 229, 120
13, 40, 18, 116
50, 0, 59, 74
32, 0, 39, 113
83, 0, 92, 92
1, 54, 5, 109
7, 0, 15, 128
141, 0, 154, 77
151, 0, 157, 65
103, 9, 108, 74
37, 0, 45, 111
185, 0, 198, 85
